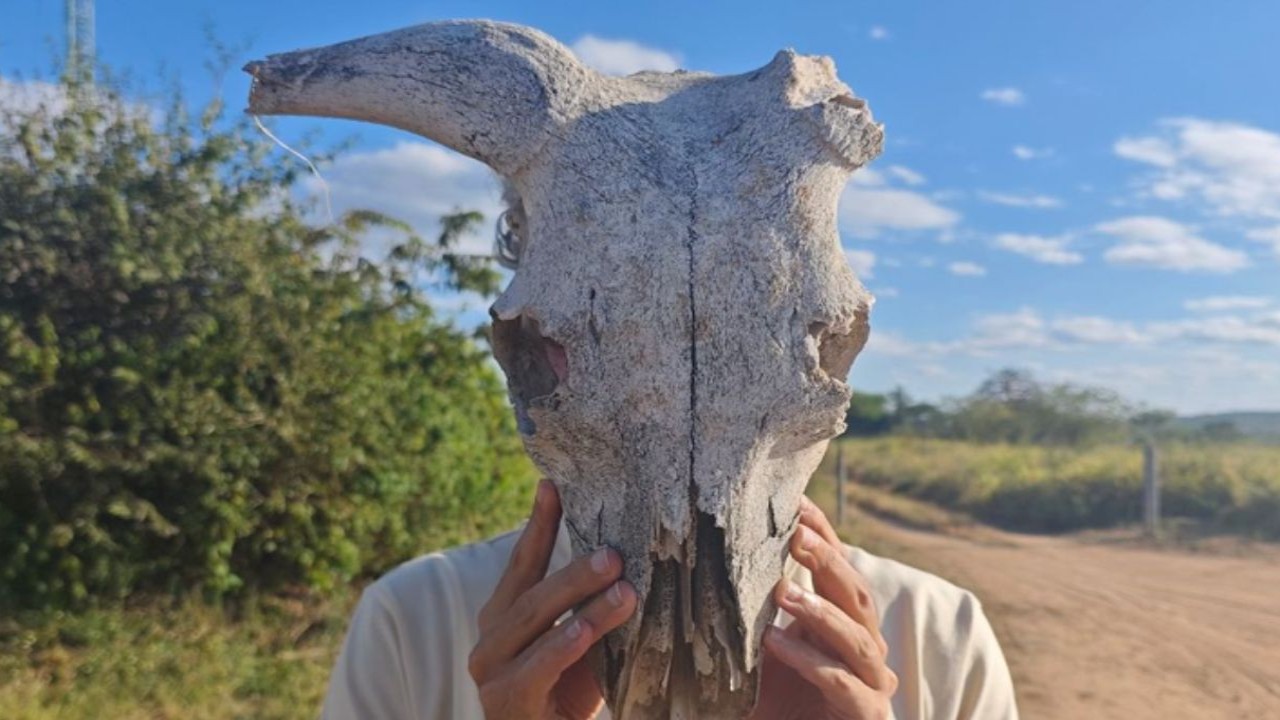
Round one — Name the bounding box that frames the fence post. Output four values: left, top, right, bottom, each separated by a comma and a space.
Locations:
836, 442, 847, 527
1142, 441, 1160, 538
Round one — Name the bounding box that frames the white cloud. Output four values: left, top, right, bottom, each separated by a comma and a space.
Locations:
849, 167, 886, 187
0, 78, 155, 135
1097, 216, 1248, 273
1052, 351, 1280, 414
993, 233, 1083, 265
300, 140, 504, 257
866, 331, 920, 357
1246, 226, 1280, 259
1113, 136, 1177, 168
1247, 226, 1280, 244
1149, 316, 1280, 346
570, 35, 682, 75
1047, 309, 1280, 347
984, 308, 1280, 349
866, 304, 1280, 411
1051, 316, 1149, 345
978, 191, 1063, 209
839, 170, 960, 236
969, 308, 1047, 349
1115, 118, 1280, 220
980, 87, 1025, 106
0, 78, 69, 117
887, 165, 926, 186
845, 249, 877, 279
868, 25, 891, 40
866, 303, 1280, 412
948, 261, 987, 277
1012, 145, 1054, 160
1184, 296, 1273, 312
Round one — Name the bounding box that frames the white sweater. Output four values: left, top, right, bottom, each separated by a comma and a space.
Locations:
322, 523, 1019, 720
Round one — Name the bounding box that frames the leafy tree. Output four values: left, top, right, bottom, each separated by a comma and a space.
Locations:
843, 392, 890, 436
844, 386, 944, 437
0, 80, 533, 609
923, 369, 1132, 446
974, 368, 1043, 407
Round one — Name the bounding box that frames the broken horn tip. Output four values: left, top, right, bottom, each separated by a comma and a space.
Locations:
769, 48, 799, 65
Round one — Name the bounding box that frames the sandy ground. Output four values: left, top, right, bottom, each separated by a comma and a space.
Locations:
852, 512, 1280, 719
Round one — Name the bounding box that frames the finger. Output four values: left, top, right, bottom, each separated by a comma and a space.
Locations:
762, 625, 884, 711
484, 480, 561, 623
791, 523, 888, 657
473, 547, 622, 675
798, 495, 842, 547
510, 580, 638, 700
775, 578, 897, 692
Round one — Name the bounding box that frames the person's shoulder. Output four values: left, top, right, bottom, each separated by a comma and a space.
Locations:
844, 545, 987, 627
370, 526, 527, 612
846, 546, 1019, 719
323, 530, 529, 719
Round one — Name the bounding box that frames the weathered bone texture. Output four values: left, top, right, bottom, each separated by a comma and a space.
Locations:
246, 20, 880, 719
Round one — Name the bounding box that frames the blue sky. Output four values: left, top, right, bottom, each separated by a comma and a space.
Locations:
5, 1, 1280, 413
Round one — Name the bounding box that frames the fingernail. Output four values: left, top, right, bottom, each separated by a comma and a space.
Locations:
782, 579, 804, 604
797, 525, 819, 551
764, 625, 791, 649
564, 619, 583, 641
607, 582, 625, 607
591, 548, 612, 574
534, 481, 549, 510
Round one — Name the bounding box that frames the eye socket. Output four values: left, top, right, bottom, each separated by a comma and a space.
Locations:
490, 314, 566, 435
808, 321, 865, 383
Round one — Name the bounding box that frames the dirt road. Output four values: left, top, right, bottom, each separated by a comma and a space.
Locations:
852, 513, 1280, 719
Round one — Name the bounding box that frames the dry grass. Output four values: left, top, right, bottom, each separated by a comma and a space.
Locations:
834, 437, 1280, 538
0, 592, 354, 719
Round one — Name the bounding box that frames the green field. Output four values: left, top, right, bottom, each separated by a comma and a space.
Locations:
837, 437, 1280, 538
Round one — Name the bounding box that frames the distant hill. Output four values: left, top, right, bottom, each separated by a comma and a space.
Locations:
1176, 412, 1280, 441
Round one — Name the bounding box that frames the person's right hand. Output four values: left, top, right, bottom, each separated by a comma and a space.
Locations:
469, 480, 638, 720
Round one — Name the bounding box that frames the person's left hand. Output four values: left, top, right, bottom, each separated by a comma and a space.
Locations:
748, 496, 898, 720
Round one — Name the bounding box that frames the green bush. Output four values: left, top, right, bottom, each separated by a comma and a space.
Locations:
0, 82, 534, 610
843, 437, 1280, 538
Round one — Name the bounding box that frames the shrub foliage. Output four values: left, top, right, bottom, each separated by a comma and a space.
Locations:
0, 83, 533, 610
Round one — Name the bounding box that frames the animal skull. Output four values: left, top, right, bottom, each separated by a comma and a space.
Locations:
245, 19, 880, 718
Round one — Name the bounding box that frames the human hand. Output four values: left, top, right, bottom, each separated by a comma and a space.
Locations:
749, 496, 898, 720
469, 480, 638, 720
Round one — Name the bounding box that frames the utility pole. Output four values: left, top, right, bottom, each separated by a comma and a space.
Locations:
65, 0, 95, 84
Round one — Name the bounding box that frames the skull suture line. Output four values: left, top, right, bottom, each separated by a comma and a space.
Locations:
245, 20, 881, 719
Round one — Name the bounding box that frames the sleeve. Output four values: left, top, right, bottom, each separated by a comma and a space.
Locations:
953, 595, 1020, 720
321, 583, 414, 720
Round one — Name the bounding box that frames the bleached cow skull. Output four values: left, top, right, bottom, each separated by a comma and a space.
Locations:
246, 19, 880, 719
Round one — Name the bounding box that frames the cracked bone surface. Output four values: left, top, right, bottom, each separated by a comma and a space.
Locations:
245, 19, 880, 719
